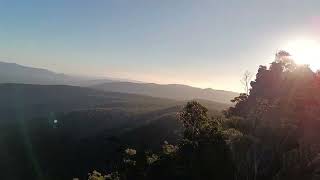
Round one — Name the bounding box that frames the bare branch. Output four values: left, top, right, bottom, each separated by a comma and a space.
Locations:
240, 70, 253, 95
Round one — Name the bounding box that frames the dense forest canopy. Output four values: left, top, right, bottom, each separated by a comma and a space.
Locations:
0, 84, 226, 180
89, 51, 320, 180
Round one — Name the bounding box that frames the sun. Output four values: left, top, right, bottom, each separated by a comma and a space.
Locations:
283, 38, 320, 71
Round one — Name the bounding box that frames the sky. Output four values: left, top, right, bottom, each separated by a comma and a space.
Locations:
1, 0, 320, 92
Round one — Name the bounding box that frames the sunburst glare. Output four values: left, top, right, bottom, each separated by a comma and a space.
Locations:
284, 38, 320, 71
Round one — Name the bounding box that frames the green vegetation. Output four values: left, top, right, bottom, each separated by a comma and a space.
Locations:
0, 84, 227, 179
2, 51, 320, 179
86, 52, 320, 180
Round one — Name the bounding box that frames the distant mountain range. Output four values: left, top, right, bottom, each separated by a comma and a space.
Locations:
0, 61, 236, 179
0, 61, 83, 85
0, 61, 136, 86
91, 82, 238, 104
0, 61, 238, 103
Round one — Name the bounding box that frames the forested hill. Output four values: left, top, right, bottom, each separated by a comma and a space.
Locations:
85, 52, 320, 180
0, 83, 229, 180
91, 82, 237, 104
0, 61, 238, 104
0, 83, 180, 122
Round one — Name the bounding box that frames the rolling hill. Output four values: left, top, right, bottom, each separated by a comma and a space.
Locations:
0, 83, 230, 179
0, 62, 234, 179
0, 61, 82, 85
91, 82, 238, 104
0, 61, 238, 104
0, 83, 181, 122
0, 61, 129, 86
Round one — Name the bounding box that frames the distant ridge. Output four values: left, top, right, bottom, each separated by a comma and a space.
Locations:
0, 61, 238, 103
92, 82, 238, 104
0, 61, 82, 85
0, 61, 134, 85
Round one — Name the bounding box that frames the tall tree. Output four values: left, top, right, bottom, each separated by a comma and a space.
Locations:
241, 70, 253, 95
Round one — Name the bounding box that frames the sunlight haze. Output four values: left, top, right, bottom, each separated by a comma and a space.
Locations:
2, 1, 320, 179
1, 0, 320, 92
283, 38, 320, 70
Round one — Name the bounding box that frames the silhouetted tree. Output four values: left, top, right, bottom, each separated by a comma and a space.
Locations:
241, 70, 253, 95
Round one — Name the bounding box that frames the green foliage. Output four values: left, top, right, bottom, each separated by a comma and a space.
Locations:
88, 170, 107, 180
100, 52, 320, 180
101, 101, 234, 180
177, 101, 212, 141
223, 52, 320, 179
88, 170, 120, 180
4, 51, 320, 180
0, 85, 227, 180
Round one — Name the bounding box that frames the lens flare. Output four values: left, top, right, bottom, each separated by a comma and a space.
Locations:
284, 38, 320, 71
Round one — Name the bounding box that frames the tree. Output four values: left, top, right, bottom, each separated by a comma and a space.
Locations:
177, 101, 211, 141
241, 70, 253, 95
102, 101, 235, 180
225, 51, 320, 180
177, 101, 235, 180
86, 51, 320, 180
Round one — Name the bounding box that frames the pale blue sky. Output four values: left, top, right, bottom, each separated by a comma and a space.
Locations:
1, 0, 320, 92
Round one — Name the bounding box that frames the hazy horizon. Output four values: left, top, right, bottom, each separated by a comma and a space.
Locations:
0, 60, 241, 92
2, 2, 320, 179
1, 0, 320, 92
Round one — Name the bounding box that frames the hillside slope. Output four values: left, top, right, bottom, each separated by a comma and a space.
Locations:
0, 83, 229, 179
92, 82, 238, 104
0, 61, 238, 104
0, 61, 82, 85
0, 61, 125, 85
0, 83, 179, 122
